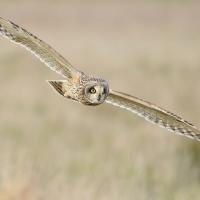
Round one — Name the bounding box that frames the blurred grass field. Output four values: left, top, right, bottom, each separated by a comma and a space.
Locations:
0, 0, 200, 199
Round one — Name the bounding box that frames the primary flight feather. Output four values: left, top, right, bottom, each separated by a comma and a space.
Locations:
0, 17, 200, 141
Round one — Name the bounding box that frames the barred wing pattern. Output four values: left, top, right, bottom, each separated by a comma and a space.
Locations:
0, 17, 79, 79
106, 90, 200, 141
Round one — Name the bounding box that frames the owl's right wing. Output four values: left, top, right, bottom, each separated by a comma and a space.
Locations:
106, 90, 200, 141
0, 17, 81, 79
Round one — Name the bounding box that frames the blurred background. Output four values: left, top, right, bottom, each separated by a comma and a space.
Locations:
0, 0, 200, 199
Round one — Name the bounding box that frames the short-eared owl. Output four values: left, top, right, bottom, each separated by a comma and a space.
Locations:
0, 17, 199, 141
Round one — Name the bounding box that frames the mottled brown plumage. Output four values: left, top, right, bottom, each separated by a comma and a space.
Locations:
0, 16, 200, 141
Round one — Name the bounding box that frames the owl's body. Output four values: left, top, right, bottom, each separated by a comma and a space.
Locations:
49, 73, 109, 105
0, 16, 200, 142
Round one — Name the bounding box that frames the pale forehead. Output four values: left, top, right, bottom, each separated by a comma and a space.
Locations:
94, 85, 105, 91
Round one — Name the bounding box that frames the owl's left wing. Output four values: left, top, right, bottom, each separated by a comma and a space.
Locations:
106, 90, 200, 141
0, 17, 80, 79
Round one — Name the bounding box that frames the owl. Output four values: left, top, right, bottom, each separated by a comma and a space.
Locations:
0, 17, 199, 141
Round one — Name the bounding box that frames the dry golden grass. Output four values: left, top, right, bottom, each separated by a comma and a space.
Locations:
0, 1, 200, 199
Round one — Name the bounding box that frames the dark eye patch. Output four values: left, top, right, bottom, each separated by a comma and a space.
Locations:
89, 87, 96, 94
103, 87, 107, 94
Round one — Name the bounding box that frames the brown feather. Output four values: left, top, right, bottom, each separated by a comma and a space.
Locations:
0, 17, 81, 79
106, 90, 200, 141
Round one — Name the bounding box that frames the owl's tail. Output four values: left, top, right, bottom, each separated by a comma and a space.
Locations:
47, 80, 65, 96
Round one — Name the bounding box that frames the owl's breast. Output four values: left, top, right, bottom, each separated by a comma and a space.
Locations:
62, 79, 85, 103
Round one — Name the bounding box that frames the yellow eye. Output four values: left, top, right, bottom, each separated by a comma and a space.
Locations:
90, 88, 96, 94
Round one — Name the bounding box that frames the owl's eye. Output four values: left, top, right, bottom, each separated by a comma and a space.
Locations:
89, 87, 96, 94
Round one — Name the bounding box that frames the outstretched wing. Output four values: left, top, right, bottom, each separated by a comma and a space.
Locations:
106, 90, 200, 141
0, 17, 81, 79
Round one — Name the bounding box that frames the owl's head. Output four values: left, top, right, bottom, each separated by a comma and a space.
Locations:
83, 80, 109, 105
